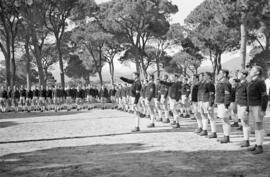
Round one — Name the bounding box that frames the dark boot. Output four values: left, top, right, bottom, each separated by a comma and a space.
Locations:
194, 128, 202, 134
252, 145, 263, 154
170, 121, 176, 125
131, 127, 140, 132
147, 123, 155, 128
247, 145, 257, 151
207, 132, 217, 138
199, 130, 208, 136
240, 140, 250, 148
220, 136, 230, 144
172, 123, 180, 128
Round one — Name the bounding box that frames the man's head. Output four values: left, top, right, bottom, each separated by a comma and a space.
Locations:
199, 73, 205, 82
249, 66, 263, 78
192, 75, 199, 84
218, 69, 229, 81
237, 69, 248, 80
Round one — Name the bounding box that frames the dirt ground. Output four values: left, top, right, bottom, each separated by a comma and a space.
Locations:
0, 109, 270, 177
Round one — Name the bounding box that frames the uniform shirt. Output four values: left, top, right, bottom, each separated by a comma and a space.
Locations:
12, 90, 20, 99
235, 80, 248, 106
182, 83, 191, 97
66, 89, 73, 97
89, 88, 95, 97
190, 84, 199, 102
197, 81, 215, 105
33, 89, 39, 97
247, 79, 268, 111
76, 89, 85, 99
120, 77, 142, 98
54, 89, 62, 98
40, 89, 47, 98
0, 90, 8, 99
160, 81, 182, 101
215, 80, 232, 107
109, 89, 117, 97
160, 83, 169, 98
26, 90, 33, 99
20, 89, 27, 98
154, 84, 161, 100
230, 87, 236, 102
71, 89, 77, 99
47, 89, 53, 99
145, 82, 155, 101
100, 88, 109, 98
121, 87, 127, 98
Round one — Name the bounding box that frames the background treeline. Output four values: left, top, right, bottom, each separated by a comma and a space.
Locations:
1, 0, 270, 89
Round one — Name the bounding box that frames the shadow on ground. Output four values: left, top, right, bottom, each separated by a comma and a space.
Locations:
0, 121, 19, 128
0, 143, 270, 177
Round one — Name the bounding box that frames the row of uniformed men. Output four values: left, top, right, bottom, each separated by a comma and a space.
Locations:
0, 85, 117, 112
117, 66, 268, 154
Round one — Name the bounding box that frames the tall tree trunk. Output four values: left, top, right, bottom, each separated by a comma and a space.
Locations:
31, 32, 45, 88
11, 36, 16, 87
56, 39, 65, 89
135, 58, 140, 76
109, 61, 115, 85
24, 37, 31, 90
98, 71, 103, 86
240, 16, 247, 69
217, 53, 222, 74
44, 68, 48, 88
156, 57, 160, 78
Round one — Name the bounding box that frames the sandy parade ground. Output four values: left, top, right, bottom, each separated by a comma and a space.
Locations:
0, 107, 270, 177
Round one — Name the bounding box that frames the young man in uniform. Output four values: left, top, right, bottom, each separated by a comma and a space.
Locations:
139, 80, 147, 118
12, 86, 20, 112
145, 74, 156, 128
191, 75, 202, 133
181, 78, 191, 118
154, 78, 162, 122
26, 87, 33, 112
76, 85, 84, 111
0, 86, 8, 112
66, 85, 73, 111
39, 85, 47, 112
19, 85, 27, 112
215, 69, 232, 143
32, 86, 40, 111
160, 74, 182, 128
235, 69, 249, 147
198, 72, 216, 138
160, 75, 170, 123
46, 86, 53, 111
120, 72, 142, 132
246, 66, 268, 154
230, 78, 239, 127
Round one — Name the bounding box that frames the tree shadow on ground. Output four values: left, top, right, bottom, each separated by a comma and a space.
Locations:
0, 121, 19, 128
0, 143, 270, 177
0, 111, 88, 120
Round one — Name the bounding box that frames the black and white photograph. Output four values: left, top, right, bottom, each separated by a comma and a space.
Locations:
0, 0, 270, 176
